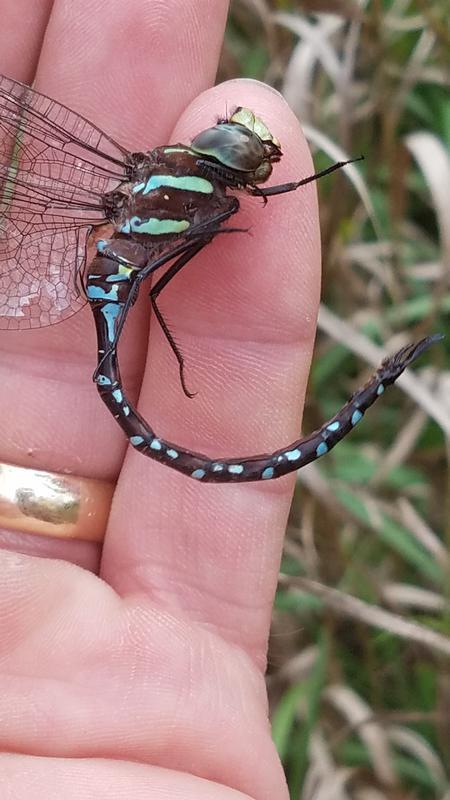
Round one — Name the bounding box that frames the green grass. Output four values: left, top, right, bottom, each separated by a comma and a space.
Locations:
221, 2, 450, 797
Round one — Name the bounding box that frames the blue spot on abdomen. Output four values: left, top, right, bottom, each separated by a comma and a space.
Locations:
192, 469, 206, 480
228, 464, 244, 475
351, 409, 363, 426
285, 448, 301, 461
326, 421, 340, 432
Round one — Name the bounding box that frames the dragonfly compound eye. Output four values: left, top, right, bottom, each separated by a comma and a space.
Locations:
191, 122, 266, 172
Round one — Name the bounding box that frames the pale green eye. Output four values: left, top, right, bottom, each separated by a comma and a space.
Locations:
229, 107, 281, 149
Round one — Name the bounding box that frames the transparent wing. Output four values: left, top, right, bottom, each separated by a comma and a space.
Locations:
0, 226, 91, 328
0, 74, 128, 329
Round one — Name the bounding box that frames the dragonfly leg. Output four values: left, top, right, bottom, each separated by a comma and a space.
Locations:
196, 156, 363, 199
90, 237, 205, 381
147, 209, 250, 398
148, 240, 207, 398
195, 158, 244, 189
253, 157, 364, 198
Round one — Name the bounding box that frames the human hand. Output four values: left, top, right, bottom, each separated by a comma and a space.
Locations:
0, 2, 320, 798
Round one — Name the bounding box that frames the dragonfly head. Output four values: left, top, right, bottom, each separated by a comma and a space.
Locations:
190, 107, 282, 184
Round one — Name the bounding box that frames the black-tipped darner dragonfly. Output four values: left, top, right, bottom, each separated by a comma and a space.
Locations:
0, 75, 441, 483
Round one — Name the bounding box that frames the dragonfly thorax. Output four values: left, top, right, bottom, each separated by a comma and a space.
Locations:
103, 148, 232, 241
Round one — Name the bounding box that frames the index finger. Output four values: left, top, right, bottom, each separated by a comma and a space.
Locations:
102, 80, 321, 666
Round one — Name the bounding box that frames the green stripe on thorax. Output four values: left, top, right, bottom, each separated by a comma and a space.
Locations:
133, 173, 213, 195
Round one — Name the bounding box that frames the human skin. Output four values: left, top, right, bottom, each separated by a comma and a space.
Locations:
0, 1, 321, 798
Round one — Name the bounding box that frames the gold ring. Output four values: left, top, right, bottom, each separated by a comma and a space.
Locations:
0, 462, 114, 542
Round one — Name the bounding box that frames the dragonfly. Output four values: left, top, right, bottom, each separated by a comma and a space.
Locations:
0, 74, 441, 483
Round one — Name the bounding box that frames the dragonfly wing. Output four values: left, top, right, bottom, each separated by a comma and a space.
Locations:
0, 74, 128, 329
0, 225, 92, 329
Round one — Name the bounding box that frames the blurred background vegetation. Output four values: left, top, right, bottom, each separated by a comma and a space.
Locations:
219, 2, 450, 798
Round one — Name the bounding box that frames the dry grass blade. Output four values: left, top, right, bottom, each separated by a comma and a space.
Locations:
370, 407, 433, 485
324, 685, 396, 785
275, 645, 320, 684
275, 12, 345, 87
404, 132, 450, 270
387, 725, 448, 790
275, 13, 344, 120
283, 577, 450, 658
304, 761, 355, 800
301, 123, 380, 237
382, 582, 448, 612
396, 497, 449, 566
